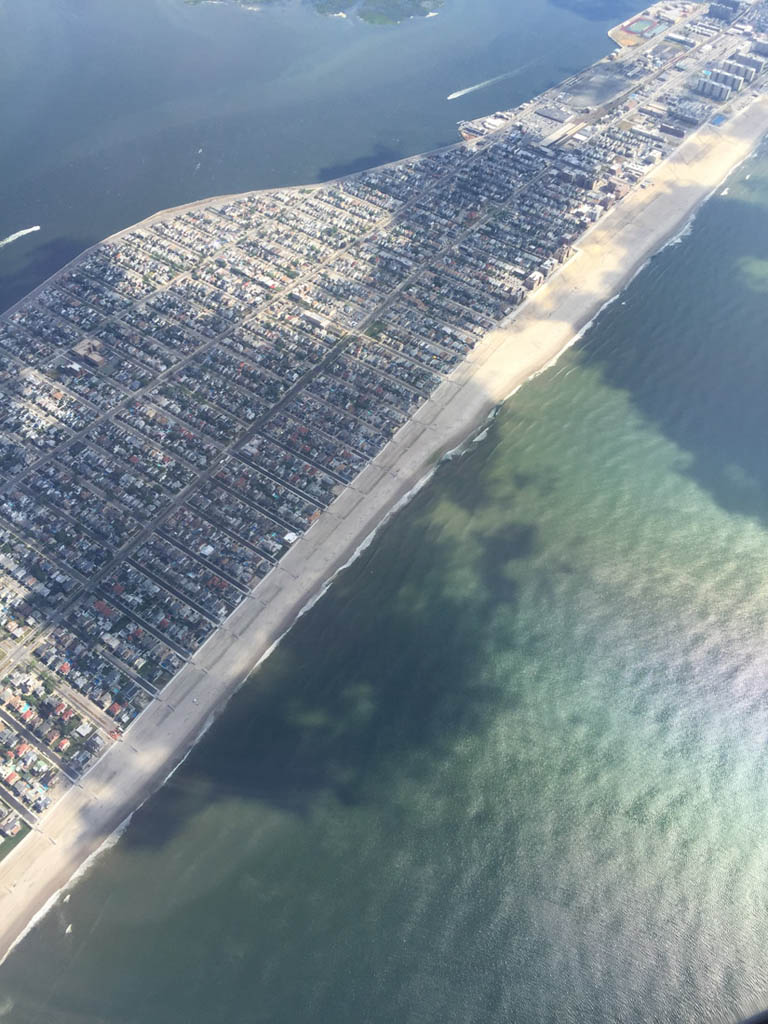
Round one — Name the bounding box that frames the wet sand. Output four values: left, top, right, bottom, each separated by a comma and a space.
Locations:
1, 93, 767, 965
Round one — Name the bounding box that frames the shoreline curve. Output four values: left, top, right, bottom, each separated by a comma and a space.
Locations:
0, 93, 767, 966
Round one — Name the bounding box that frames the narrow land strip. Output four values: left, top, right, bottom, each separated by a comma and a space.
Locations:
1, 93, 767, 966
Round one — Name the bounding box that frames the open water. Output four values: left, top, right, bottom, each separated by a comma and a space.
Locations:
3, 1, 768, 1022
0, 0, 617, 313
2, 145, 768, 1024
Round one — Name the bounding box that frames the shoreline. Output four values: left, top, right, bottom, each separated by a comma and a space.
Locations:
0, 139, 463, 323
1, 94, 767, 966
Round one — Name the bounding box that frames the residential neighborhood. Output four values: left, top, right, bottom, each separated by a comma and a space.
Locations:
0, 0, 767, 836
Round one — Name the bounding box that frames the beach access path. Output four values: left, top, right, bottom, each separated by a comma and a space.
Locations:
1, 93, 768, 965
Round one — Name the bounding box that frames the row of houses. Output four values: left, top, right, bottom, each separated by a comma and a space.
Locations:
0, 0, 765, 821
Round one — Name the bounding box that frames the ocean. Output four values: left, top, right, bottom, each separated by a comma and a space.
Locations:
2, 1, 768, 1022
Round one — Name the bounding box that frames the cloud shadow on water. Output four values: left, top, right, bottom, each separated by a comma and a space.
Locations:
579, 181, 768, 527
548, 0, 638, 22
5, 117, 768, 1024
84, 137, 768, 857
315, 144, 406, 184
118, 430, 537, 851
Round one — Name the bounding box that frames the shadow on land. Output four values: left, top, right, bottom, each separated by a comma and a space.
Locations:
86, 119, 768, 859
0, 237, 88, 317
118, 422, 537, 849
3, 109, 768, 1024
0, 142, 405, 316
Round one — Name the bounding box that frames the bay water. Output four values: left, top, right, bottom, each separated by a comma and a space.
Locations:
1, 140, 768, 1024
2, 1, 768, 1021
0, 0, 618, 313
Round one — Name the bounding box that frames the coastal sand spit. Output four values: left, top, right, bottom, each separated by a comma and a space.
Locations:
1, 93, 767, 965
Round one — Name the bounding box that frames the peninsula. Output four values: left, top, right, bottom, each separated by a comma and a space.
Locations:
1, 0, 768, 963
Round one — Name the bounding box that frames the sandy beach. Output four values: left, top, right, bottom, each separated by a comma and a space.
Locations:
1, 93, 767, 965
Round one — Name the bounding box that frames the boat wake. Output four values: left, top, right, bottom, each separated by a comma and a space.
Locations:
448, 72, 516, 101
0, 226, 40, 250
447, 59, 540, 101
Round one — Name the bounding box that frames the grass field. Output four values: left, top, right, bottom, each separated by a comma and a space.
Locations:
0, 821, 31, 864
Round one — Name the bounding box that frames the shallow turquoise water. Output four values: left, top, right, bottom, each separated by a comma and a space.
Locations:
1, 145, 768, 1022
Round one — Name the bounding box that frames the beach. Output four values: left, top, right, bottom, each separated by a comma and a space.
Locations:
1, 92, 767, 967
